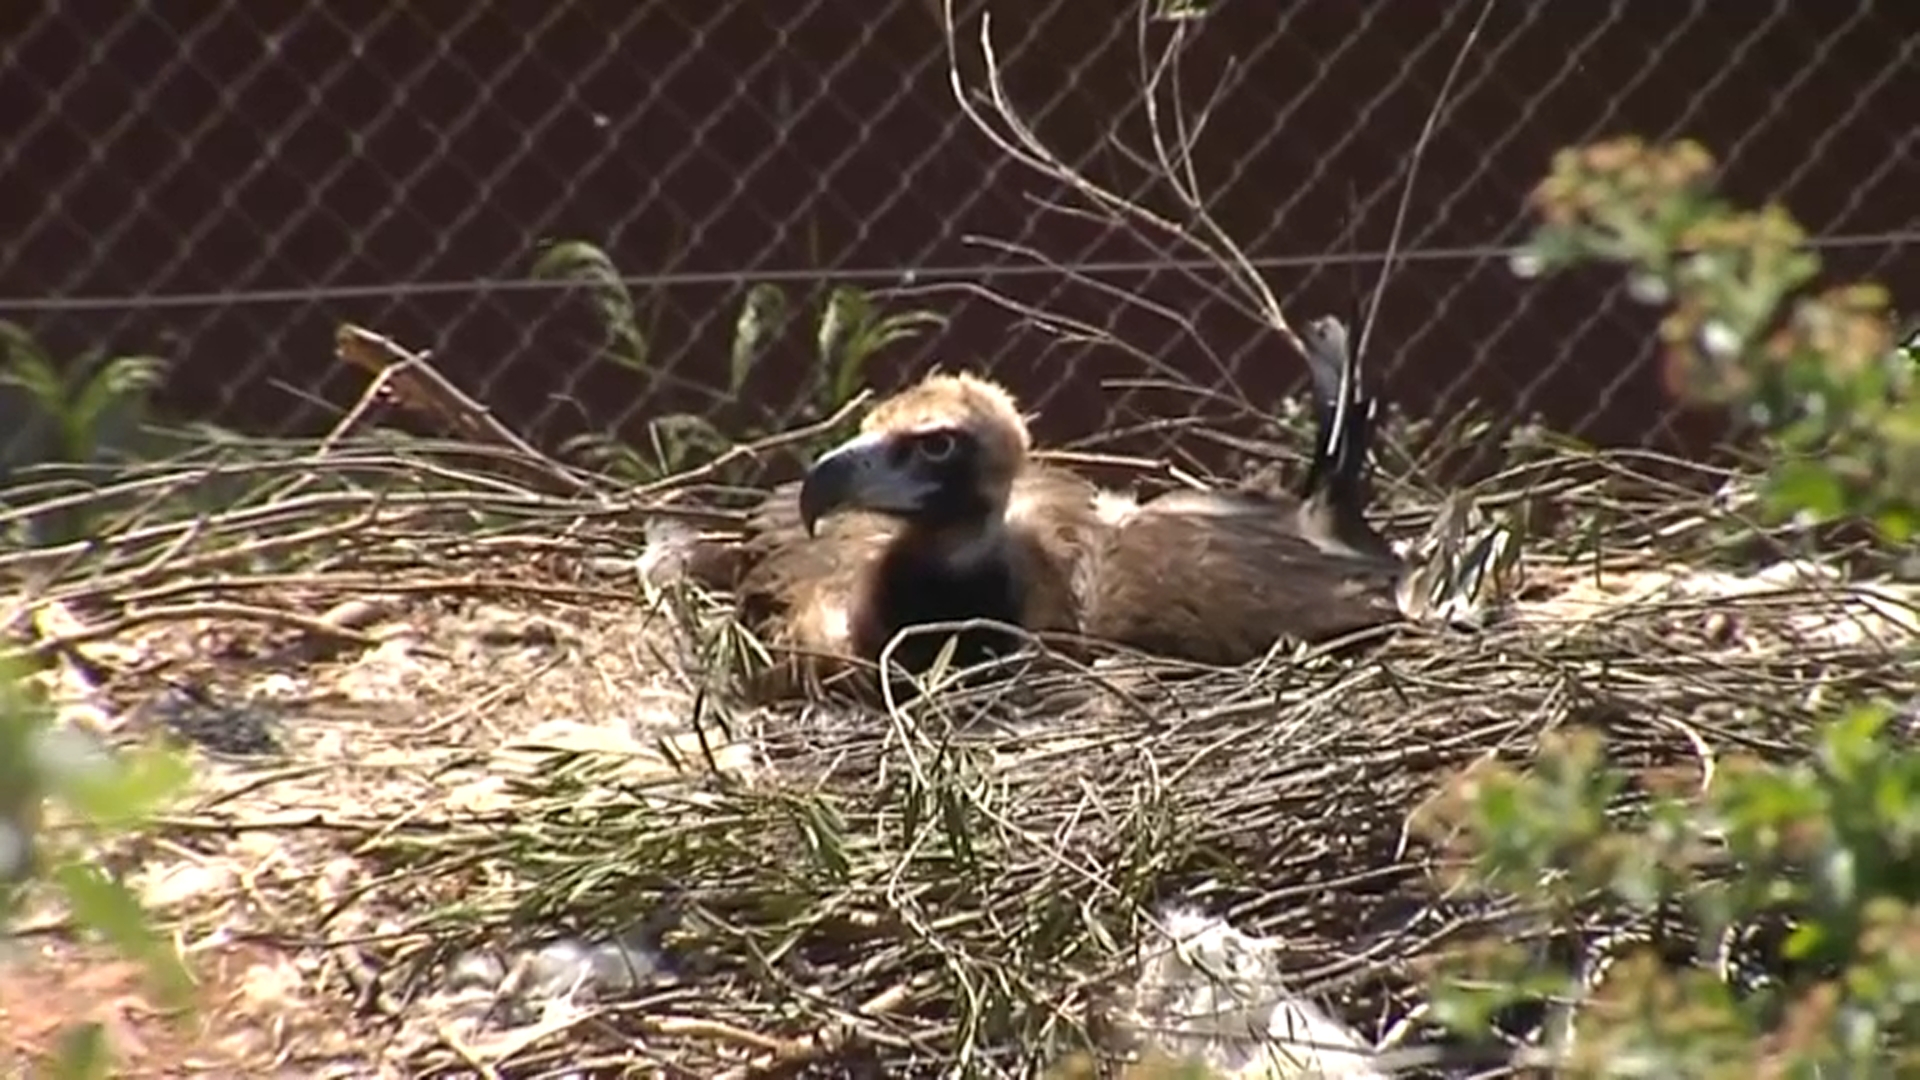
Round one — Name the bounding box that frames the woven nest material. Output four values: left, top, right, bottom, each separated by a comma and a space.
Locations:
6, 421, 1918, 1078
353, 543, 1914, 1076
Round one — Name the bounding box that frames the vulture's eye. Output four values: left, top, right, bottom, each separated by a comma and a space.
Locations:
914, 430, 961, 463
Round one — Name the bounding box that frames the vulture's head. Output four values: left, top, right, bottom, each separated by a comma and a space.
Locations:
799, 372, 1030, 538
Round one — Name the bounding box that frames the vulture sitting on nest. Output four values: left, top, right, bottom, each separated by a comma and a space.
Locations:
708, 316, 1410, 692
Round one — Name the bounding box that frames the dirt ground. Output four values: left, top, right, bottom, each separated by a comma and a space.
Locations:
0, 934, 344, 1077
10, 580, 731, 1077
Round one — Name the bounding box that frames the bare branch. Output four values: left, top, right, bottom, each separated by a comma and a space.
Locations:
940, 0, 1310, 380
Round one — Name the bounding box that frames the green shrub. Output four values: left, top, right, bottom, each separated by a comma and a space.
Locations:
1427, 137, 1919, 1075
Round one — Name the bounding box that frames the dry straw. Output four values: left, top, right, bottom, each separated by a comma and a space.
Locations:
6, 323, 1915, 1077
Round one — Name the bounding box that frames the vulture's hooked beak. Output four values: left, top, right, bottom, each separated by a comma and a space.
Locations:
799, 431, 938, 537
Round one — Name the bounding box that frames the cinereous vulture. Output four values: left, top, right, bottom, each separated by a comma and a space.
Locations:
723, 315, 1407, 687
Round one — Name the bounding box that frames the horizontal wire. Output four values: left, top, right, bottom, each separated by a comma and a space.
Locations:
0, 230, 1912, 314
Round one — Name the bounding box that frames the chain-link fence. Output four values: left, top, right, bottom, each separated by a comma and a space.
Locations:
2, 1, 1914, 477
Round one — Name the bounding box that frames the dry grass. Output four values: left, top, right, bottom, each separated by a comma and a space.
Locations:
4, 377, 1917, 1078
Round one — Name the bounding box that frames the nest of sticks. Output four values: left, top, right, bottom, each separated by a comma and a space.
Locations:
6, 325, 1916, 1078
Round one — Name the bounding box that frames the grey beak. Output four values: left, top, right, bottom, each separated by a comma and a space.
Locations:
798, 432, 930, 537
799, 439, 864, 537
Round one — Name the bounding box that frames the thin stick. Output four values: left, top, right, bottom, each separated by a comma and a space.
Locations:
630, 391, 873, 500
23, 600, 383, 657
334, 323, 593, 496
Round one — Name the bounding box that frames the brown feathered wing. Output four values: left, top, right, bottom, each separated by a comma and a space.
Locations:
1081, 490, 1403, 666
1081, 315, 1407, 665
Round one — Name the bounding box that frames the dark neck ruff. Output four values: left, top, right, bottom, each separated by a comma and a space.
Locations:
858, 533, 1024, 678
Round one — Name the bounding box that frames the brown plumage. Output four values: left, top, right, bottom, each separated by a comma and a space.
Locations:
1080, 316, 1405, 664
731, 373, 1104, 690
720, 315, 1407, 691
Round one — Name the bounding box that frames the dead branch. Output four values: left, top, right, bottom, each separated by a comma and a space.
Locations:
939, 0, 1307, 375
333, 323, 595, 496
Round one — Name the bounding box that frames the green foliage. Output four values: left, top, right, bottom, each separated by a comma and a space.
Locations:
1521, 137, 1918, 539
1, 321, 169, 485
530, 240, 651, 374
535, 240, 944, 483
0, 323, 178, 546
0, 653, 195, 1078
731, 281, 789, 395
813, 284, 946, 411
1426, 716, 1920, 1075
1418, 137, 1920, 1074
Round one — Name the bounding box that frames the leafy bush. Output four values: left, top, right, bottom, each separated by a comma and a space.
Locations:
2, 326, 202, 1076
1518, 138, 1917, 540
531, 240, 943, 480
1, 652, 193, 1078
1426, 137, 1920, 1074
0, 324, 172, 546
0, 322, 167, 474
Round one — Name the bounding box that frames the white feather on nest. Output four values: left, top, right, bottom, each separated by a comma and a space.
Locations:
1112, 904, 1388, 1080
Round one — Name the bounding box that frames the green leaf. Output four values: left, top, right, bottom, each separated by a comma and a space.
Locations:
51, 1021, 114, 1080
789, 797, 851, 884
0, 322, 67, 411
646, 412, 730, 474
51, 740, 192, 828
863, 311, 946, 355
1875, 505, 1919, 545
531, 240, 647, 372
731, 283, 787, 394
817, 286, 872, 370
530, 239, 620, 282
50, 861, 194, 1007
1767, 458, 1848, 520
64, 355, 166, 462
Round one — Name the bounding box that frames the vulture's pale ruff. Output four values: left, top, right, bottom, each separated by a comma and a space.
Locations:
721, 317, 1407, 691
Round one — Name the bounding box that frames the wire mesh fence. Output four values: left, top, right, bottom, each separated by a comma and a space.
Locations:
1, 0, 1914, 479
